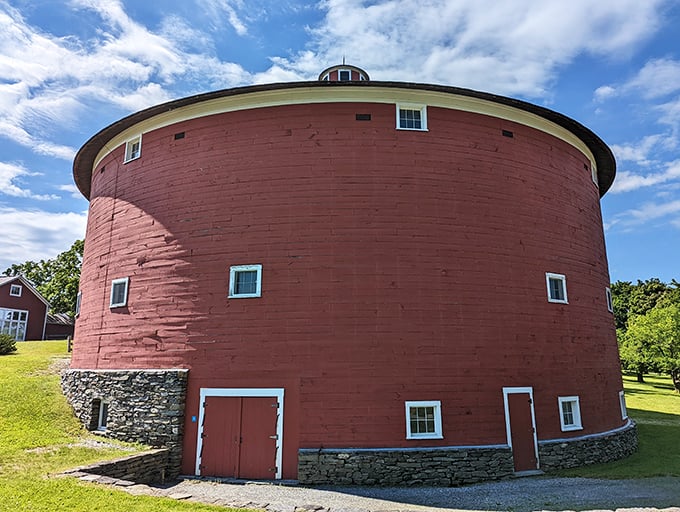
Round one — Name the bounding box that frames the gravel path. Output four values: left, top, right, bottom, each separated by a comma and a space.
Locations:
122, 475, 680, 512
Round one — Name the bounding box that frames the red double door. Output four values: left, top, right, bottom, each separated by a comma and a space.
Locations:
200, 396, 279, 479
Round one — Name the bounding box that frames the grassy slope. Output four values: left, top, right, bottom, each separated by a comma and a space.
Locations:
556, 373, 680, 478
0, 341, 233, 511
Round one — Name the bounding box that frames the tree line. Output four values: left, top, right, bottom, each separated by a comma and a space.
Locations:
612, 278, 680, 391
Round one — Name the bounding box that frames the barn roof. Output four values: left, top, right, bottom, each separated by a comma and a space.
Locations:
73, 80, 616, 200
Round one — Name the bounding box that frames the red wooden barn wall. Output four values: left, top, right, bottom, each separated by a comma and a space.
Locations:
0, 282, 46, 341
73, 101, 623, 478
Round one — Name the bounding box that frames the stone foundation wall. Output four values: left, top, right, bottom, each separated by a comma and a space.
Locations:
298, 422, 638, 486
538, 420, 638, 470
63, 448, 170, 484
61, 369, 188, 478
298, 446, 515, 486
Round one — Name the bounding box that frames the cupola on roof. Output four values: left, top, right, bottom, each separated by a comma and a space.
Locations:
318, 63, 369, 82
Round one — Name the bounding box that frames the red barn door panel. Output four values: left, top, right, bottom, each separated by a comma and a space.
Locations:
239, 397, 279, 479
200, 396, 241, 477
507, 392, 538, 472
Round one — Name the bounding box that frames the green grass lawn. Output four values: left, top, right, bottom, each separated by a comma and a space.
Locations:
556, 373, 680, 478
0, 341, 237, 511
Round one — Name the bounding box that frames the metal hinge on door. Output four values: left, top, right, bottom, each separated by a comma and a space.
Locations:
271, 401, 279, 408
269, 467, 277, 473
269, 434, 278, 440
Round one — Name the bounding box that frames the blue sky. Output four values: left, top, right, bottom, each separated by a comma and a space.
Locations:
1, 0, 679, 283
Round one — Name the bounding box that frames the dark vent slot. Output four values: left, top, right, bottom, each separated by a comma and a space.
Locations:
584, 163, 589, 170
174, 132, 186, 140
502, 129, 514, 138
356, 114, 372, 121
100, 166, 105, 174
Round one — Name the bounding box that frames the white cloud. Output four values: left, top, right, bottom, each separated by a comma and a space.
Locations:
58, 184, 83, 199
611, 135, 669, 166
609, 161, 680, 194
270, 0, 666, 97
625, 58, 680, 99
624, 199, 680, 224
197, 0, 248, 36
594, 85, 617, 102
0, 207, 87, 271
0, 162, 59, 200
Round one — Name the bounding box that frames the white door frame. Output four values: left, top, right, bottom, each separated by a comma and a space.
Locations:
195, 387, 285, 479
502, 386, 539, 469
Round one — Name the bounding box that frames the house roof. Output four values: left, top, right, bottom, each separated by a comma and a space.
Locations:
46, 312, 74, 326
0, 275, 50, 307
73, 80, 616, 200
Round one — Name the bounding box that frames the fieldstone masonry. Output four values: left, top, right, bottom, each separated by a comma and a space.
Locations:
298, 422, 638, 486
61, 369, 188, 478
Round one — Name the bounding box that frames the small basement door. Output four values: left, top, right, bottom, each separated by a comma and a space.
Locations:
196, 388, 284, 480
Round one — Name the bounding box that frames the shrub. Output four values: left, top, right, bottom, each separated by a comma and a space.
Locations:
0, 333, 17, 355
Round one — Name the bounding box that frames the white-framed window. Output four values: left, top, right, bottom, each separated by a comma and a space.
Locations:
338, 69, 351, 81
606, 287, 613, 313
97, 400, 109, 431
124, 135, 142, 163
546, 273, 568, 304
619, 390, 628, 420
397, 104, 427, 131
558, 396, 582, 431
0, 308, 28, 341
75, 290, 82, 317
9, 284, 22, 297
322, 73, 329, 81
405, 400, 443, 439
228, 264, 262, 298
109, 277, 129, 308
591, 166, 598, 186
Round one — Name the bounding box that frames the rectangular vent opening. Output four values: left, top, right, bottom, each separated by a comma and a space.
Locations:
356, 114, 372, 121
502, 129, 514, 138
584, 163, 589, 170
174, 132, 186, 140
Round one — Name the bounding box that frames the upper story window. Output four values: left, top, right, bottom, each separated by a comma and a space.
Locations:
558, 396, 582, 431
9, 284, 22, 297
591, 166, 598, 186
397, 104, 427, 131
229, 264, 262, 298
110, 277, 129, 308
546, 273, 568, 304
124, 135, 142, 163
405, 400, 443, 439
606, 287, 613, 313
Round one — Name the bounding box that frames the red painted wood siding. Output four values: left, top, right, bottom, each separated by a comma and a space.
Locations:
0, 283, 47, 340
72, 101, 622, 478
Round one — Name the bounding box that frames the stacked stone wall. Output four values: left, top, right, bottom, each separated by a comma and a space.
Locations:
63, 449, 170, 484
61, 369, 188, 477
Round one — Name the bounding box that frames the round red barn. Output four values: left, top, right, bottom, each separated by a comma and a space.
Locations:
62, 66, 636, 485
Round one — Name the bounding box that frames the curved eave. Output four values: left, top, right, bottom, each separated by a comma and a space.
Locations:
73, 80, 616, 200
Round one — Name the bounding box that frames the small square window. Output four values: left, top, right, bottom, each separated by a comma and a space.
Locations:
619, 390, 628, 420
110, 277, 129, 308
591, 166, 598, 186
98, 401, 109, 431
338, 69, 351, 81
9, 284, 22, 297
405, 400, 443, 439
229, 264, 262, 298
124, 135, 142, 163
546, 273, 568, 304
558, 396, 582, 431
606, 287, 613, 313
75, 290, 82, 317
397, 104, 427, 131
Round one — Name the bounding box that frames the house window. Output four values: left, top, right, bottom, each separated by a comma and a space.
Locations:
124, 135, 142, 163
546, 273, 568, 304
109, 277, 129, 308
606, 287, 613, 313
97, 400, 109, 431
0, 308, 28, 341
228, 264, 262, 298
397, 104, 427, 130
75, 291, 82, 317
405, 400, 443, 439
9, 284, 22, 297
619, 391, 628, 420
591, 166, 598, 186
558, 396, 582, 431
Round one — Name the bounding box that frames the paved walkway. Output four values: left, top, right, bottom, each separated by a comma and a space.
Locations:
119, 475, 680, 512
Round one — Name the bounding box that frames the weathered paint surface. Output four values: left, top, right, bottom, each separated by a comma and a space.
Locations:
73, 101, 623, 478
